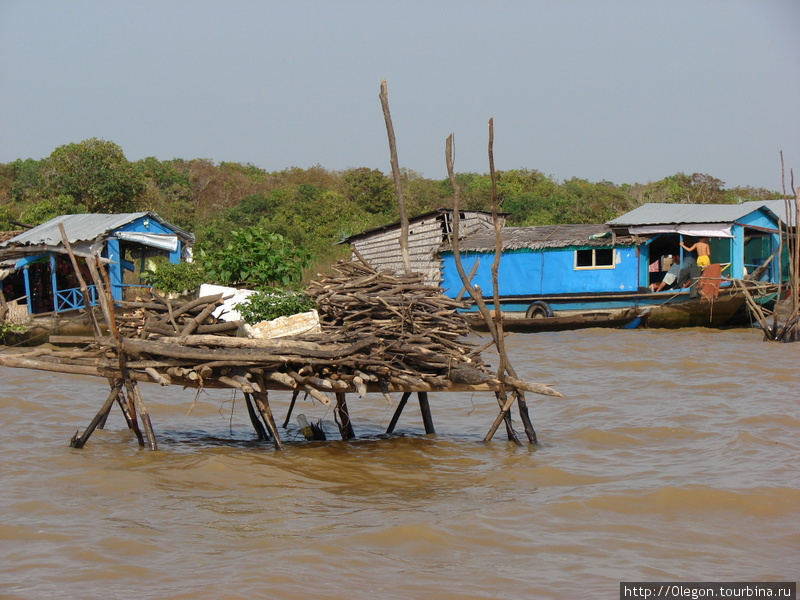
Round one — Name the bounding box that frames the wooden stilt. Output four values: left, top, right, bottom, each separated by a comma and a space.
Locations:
386, 391, 411, 434
495, 391, 519, 442
123, 385, 145, 446
244, 392, 270, 440
70, 384, 123, 448
97, 380, 119, 430
251, 390, 282, 450
282, 389, 301, 428
485, 393, 522, 445
115, 388, 134, 430
417, 391, 435, 434
127, 381, 157, 450
335, 392, 355, 440
516, 393, 537, 444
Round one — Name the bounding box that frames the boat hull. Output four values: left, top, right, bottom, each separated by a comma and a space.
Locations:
465, 309, 644, 333
463, 285, 753, 330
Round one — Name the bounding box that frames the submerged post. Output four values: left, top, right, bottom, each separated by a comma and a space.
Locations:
386, 391, 412, 434
417, 392, 435, 434
335, 392, 355, 440
70, 384, 123, 448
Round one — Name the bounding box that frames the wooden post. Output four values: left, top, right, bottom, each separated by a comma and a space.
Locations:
70, 384, 123, 448
92, 252, 157, 449
57, 223, 102, 338
114, 386, 135, 430
417, 392, 435, 434
386, 391, 411, 434
446, 134, 526, 443
379, 79, 412, 275
484, 392, 520, 443
335, 392, 355, 440
127, 381, 157, 450
244, 392, 270, 441
282, 389, 301, 428
253, 381, 283, 450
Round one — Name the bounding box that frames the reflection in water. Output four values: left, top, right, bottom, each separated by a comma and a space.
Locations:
1, 328, 798, 599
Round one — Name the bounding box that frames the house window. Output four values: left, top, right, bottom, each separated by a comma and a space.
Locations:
575, 248, 614, 269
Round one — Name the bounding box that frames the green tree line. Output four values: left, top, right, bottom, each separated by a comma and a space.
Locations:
0, 138, 783, 279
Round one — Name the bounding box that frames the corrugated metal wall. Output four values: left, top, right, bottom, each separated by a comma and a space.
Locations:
350, 212, 495, 286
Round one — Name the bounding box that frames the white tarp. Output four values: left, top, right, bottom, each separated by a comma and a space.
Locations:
628, 223, 733, 238
198, 283, 257, 322
115, 231, 179, 251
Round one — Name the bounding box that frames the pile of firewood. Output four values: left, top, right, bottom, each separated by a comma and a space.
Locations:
116, 293, 240, 339
306, 260, 490, 383
99, 260, 495, 395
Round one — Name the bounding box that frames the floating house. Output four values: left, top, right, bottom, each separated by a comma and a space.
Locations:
0, 212, 193, 316
339, 209, 499, 286
339, 203, 784, 328
437, 203, 783, 327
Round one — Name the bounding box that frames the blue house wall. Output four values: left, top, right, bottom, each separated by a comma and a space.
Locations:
441, 245, 640, 299
106, 215, 183, 301
732, 209, 781, 283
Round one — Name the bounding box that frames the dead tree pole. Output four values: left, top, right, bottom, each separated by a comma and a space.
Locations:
445, 134, 519, 445
90, 250, 157, 449
379, 79, 412, 275
487, 119, 537, 443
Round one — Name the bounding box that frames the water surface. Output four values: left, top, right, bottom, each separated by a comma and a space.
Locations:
1, 328, 798, 598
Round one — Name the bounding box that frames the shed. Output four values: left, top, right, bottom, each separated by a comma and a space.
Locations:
339, 209, 499, 286
0, 212, 193, 315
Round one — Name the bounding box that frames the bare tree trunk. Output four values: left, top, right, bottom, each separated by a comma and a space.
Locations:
379, 79, 412, 275
445, 134, 518, 444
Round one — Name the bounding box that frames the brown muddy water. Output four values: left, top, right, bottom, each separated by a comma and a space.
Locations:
1, 328, 798, 599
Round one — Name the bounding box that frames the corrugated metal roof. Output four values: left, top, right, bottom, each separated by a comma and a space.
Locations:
442, 224, 637, 252
607, 203, 775, 226
0, 212, 193, 247
738, 200, 791, 224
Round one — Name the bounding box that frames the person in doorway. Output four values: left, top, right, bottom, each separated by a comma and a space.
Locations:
651, 255, 682, 292
681, 237, 711, 267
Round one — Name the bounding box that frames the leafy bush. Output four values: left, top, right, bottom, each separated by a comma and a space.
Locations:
234, 289, 315, 324
200, 227, 311, 290
140, 258, 207, 294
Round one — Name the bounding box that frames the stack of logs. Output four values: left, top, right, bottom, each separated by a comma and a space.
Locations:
91, 260, 507, 396
115, 293, 239, 339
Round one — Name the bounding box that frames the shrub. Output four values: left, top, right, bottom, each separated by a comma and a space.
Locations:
234, 289, 315, 325
140, 258, 207, 294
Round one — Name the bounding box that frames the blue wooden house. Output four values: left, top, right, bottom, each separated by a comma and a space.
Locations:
0, 212, 193, 315
438, 203, 783, 327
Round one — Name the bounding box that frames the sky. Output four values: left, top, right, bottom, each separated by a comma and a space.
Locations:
1, 0, 798, 192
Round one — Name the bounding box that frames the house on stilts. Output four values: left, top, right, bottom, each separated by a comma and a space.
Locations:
0, 212, 193, 319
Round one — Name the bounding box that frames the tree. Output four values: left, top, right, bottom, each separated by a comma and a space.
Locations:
20, 195, 87, 225
342, 168, 394, 214
134, 157, 195, 228
200, 226, 311, 289
42, 138, 145, 212
7, 158, 48, 203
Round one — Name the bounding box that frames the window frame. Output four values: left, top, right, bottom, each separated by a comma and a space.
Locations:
573, 247, 615, 270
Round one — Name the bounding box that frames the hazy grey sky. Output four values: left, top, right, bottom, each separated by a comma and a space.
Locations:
1, 0, 798, 191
